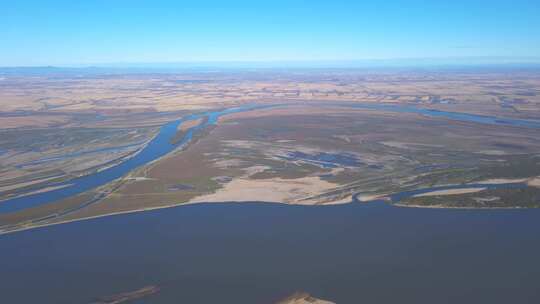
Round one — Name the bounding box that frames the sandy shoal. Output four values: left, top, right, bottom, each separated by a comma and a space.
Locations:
189, 175, 345, 205
475, 178, 528, 184
528, 177, 540, 187
413, 187, 486, 197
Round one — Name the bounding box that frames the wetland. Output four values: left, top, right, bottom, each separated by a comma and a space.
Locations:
1, 68, 540, 303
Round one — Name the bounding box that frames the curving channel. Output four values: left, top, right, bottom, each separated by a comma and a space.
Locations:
1, 103, 540, 214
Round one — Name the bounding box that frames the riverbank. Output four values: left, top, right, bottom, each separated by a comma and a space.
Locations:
2, 102, 540, 234
1, 180, 533, 235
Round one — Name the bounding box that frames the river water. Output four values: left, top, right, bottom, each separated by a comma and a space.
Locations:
0, 105, 270, 213
1, 202, 540, 303
1, 104, 540, 303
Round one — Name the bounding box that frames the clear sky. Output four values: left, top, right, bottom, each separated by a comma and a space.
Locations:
1, 0, 539, 66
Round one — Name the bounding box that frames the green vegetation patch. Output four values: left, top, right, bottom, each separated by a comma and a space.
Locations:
404, 186, 540, 208
476, 154, 540, 180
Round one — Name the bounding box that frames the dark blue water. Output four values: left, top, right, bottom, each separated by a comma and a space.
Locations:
2, 103, 539, 214
2, 104, 540, 303
1, 202, 539, 304
0, 105, 270, 213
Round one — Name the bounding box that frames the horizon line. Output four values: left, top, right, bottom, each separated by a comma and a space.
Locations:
2, 56, 540, 69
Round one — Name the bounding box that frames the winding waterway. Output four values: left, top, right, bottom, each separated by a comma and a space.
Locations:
1, 103, 540, 214
338, 103, 540, 128
0, 105, 271, 213
2, 103, 540, 303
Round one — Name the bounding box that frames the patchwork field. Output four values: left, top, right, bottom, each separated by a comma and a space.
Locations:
1, 68, 540, 233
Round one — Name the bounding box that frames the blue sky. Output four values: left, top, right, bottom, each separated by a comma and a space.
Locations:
1, 0, 539, 66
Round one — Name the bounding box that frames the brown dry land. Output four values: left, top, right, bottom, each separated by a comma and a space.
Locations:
2, 69, 540, 127
1, 69, 540, 233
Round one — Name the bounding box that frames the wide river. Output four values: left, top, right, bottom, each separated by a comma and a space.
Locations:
2, 202, 540, 303
2, 104, 540, 303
